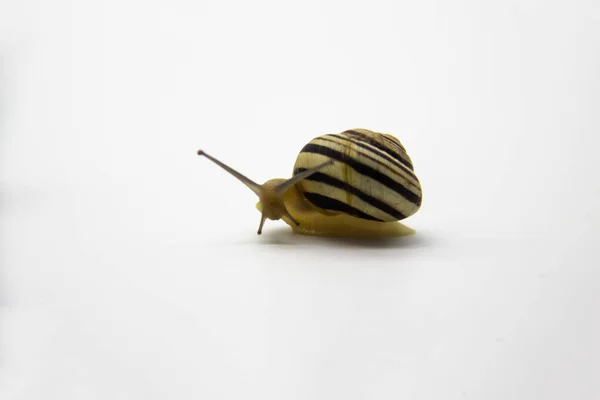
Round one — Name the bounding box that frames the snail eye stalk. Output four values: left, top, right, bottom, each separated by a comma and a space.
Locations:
275, 160, 334, 194
197, 150, 262, 196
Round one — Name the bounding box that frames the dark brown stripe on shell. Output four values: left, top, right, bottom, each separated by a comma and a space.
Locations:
301, 192, 384, 222
326, 134, 419, 182
294, 169, 407, 220
342, 130, 414, 171
382, 134, 407, 154
318, 136, 421, 192
299, 143, 422, 207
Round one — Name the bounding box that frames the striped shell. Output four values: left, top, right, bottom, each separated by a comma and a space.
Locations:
292, 129, 423, 222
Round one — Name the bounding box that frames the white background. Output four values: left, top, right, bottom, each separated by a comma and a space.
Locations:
1, 0, 599, 399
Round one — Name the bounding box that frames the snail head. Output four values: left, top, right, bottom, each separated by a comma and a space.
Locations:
197, 149, 333, 234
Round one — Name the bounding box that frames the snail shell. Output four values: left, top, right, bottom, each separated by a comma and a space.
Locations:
293, 129, 422, 223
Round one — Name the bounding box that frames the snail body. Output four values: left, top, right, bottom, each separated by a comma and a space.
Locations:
197, 129, 422, 237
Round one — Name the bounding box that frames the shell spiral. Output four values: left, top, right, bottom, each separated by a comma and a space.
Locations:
292, 129, 423, 222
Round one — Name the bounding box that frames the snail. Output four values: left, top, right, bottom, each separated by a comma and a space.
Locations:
197, 128, 423, 237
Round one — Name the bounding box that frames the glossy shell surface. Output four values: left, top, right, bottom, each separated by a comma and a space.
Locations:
292, 129, 423, 222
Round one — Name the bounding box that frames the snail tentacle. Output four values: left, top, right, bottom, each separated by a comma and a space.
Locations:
275, 160, 334, 194
197, 150, 262, 196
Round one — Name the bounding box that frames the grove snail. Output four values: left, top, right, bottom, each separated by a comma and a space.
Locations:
197, 129, 423, 237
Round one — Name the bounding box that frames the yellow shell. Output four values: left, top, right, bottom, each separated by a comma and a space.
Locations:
291, 129, 422, 223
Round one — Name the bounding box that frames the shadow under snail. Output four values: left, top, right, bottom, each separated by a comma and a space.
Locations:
197, 128, 423, 237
